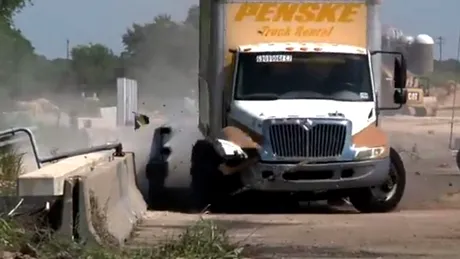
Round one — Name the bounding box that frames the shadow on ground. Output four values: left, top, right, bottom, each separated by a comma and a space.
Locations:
148, 188, 359, 215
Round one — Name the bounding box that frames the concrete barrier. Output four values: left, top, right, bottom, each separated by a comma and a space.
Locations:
75, 152, 146, 244
18, 151, 113, 196
18, 151, 147, 245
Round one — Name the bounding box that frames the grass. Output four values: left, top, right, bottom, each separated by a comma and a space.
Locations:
0, 144, 24, 196
0, 143, 246, 259
0, 217, 245, 259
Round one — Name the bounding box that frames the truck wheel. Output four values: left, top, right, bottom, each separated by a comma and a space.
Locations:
189, 140, 241, 212
349, 148, 406, 213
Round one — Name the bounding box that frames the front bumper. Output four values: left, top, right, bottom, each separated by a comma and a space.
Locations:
240, 157, 390, 192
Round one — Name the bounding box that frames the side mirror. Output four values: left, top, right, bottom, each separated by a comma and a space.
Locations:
393, 56, 407, 89
371, 50, 408, 110
393, 89, 407, 105
371, 50, 407, 89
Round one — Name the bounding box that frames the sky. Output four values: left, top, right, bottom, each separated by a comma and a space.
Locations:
13, 0, 460, 59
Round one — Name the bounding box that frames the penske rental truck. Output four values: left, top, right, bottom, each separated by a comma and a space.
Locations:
148, 0, 409, 213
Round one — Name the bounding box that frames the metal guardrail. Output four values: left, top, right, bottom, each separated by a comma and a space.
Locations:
0, 127, 124, 169
0, 126, 37, 148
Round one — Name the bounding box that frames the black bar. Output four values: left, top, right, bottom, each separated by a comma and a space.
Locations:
0, 127, 124, 168
0, 127, 41, 168
40, 143, 124, 164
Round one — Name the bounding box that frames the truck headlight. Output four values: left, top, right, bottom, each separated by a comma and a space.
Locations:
354, 146, 386, 160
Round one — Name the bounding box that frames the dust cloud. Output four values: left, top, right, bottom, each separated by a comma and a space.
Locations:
1, 50, 200, 209
111, 68, 200, 199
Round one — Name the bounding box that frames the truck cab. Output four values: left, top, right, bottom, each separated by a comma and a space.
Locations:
198, 42, 408, 213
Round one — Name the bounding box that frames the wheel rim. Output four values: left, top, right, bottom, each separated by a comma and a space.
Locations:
371, 162, 399, 201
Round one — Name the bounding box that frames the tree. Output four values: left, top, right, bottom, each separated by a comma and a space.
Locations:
122, 14, 179, 68
0, 21, 36, 96
185, 5, 199, 30
0, 0, 32, 25
70, 43, 119, 92
122, 12, 198, 76
434, 59, 460, 73
0, 0, 38, 97
0, 3, 202, 99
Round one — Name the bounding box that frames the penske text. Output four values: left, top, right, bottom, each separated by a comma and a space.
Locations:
233, 3, 365, 38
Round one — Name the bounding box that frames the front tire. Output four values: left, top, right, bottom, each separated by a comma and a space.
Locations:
349, 148, 406, 213
189, 140, 241, 212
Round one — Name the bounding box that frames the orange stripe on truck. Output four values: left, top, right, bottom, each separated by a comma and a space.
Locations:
352, 124, 388, 149
219, 117, 262, 150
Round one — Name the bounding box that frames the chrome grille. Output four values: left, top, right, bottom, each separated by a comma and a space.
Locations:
268, 122, 347, 158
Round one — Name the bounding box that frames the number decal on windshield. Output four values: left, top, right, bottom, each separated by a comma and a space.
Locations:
256, 55, 292, 63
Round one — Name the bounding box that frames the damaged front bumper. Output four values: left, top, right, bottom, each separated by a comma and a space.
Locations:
213, 137, 391, 192
239, 158, 390, 192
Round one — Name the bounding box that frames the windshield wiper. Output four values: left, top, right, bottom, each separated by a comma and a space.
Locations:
322, 97, 366, 102
241, 93, 279, 100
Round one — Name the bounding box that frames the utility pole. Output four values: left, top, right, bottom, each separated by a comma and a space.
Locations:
66, 39, 70, 59
436, 36, 445, 61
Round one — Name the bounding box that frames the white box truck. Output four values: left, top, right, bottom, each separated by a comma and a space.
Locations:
148, 0, 409, 213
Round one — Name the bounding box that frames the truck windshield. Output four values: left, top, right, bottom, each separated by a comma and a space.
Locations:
234, 52, 373, 102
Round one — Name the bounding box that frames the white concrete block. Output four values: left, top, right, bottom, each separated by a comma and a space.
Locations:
17, 151, 113, 196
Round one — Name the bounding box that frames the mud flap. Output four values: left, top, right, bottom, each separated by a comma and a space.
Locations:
146, 126, 173, 208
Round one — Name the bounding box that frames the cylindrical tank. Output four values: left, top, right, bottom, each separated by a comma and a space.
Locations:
400, 35, 414, 45
382, 26, 404, 52
383, 26, 403, 41
408, 34, 434, 75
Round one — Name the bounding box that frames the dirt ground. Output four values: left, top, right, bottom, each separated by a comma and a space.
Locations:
130, 116, 460, 258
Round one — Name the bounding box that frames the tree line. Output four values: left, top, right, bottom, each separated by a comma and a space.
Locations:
0, 1, 199, 100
